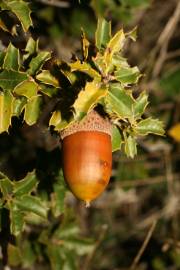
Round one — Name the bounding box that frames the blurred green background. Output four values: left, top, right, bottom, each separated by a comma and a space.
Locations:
0, 0, 180, 269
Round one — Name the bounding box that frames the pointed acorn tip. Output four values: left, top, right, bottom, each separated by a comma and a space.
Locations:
85, 201, 91, 208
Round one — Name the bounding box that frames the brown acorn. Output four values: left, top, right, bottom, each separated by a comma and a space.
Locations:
61, 110, 112, 206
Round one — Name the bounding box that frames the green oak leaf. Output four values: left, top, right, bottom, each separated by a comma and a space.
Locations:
14, 79, 39, 99
51, 171, 67, 217
14, 195, 48, 218
24, 95, 42, 125
105, 84, 135, 119
0, 91, 14, 133
115, 66, 140, 85
3, 43, 20, 71
0, 177, 14, 197
36, 70, 59, 87
124, 135, 137, 158
39, 84, 59, 97
95, 18, 111, 51
135, 118, 165, 136
9, 202, 24, 236
104, 29, 125, 69
28, 51, 51, 76
111, 125, 122, 152
13, 171, 38, 197
13, 97, 27, 117
133, 91, 149, 118
23, 37, 38, 61
69, 60, 101, 80
73, 80, 107, 120
6, 0, 32, 32
0, 70, 28, 91
49, 111, 74, 131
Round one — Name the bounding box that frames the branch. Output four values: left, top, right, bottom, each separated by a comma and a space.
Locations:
130, 220, 157, 270
35, 0, 70, 8
153, 0, 180, 77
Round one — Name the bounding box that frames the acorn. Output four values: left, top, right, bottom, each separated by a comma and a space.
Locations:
61, 110, 112, 206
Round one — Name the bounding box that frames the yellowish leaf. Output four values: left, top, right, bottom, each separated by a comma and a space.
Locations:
73, 80, 107, 119
81, 29, 90, 60
104, 29, 125, 70
0, 91, 14, 133
69, 60, 101, 80
168, 123, 180, 142
49, 111, 61, 127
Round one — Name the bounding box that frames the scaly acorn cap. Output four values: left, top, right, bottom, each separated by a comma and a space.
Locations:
60, 110, 112, 140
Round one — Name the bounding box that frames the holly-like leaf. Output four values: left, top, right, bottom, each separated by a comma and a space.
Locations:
135, 118, 165, 136
0, 70, 28, 91
111, 125, 122, 152
9, 202, 24, 236
39, 84, 59, 97
0, 177, 14, 197
14, 195, 48, 218
104, 29, 125, 69
13, 97, 27, 117
13, 171, 38, 197
69, 60, 101, 80
95, 18, 111, 50
28, 51, 51, 76
0, 91, 14, 133
61, 70, 77, 85
24, 95, 42, 125
124, 135, 137, 158
3, 43, 20, 71
6, 0, 32, 32
105, 84, 135, 119
14, 79, 39, 99
112, 54, 129, 69
49, 111, 74, 131
133, 91, 149, 118
73, 80, 107, 120
115, 66, 140, 85
36, 70, 59, 87
23, 37, 38, 61
49, 111, 62, 127
51, 171, 67, 217
81, 29, 90, 60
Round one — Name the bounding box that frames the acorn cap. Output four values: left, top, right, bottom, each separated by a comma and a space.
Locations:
60, 110, 112, 140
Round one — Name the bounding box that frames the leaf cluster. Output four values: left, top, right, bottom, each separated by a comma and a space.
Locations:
50, 19, 164, 158
0, 2, 164, 158
0, 170, 94, 269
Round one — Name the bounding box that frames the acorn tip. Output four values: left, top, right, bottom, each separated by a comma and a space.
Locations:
85, 201, 91, 208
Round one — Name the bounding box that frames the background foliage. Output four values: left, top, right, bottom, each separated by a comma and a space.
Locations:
0, 0, 180, 269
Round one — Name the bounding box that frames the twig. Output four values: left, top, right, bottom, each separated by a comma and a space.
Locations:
35, 0, 70, 8
164, 151, 174, 194
153, 0, 180, 77
82, 225, 108, 270
166, 48, 180, 60
117, 173, 180, 188
130, 220, 157, 270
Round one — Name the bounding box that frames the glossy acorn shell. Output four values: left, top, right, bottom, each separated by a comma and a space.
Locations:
62, 130, 112, 205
